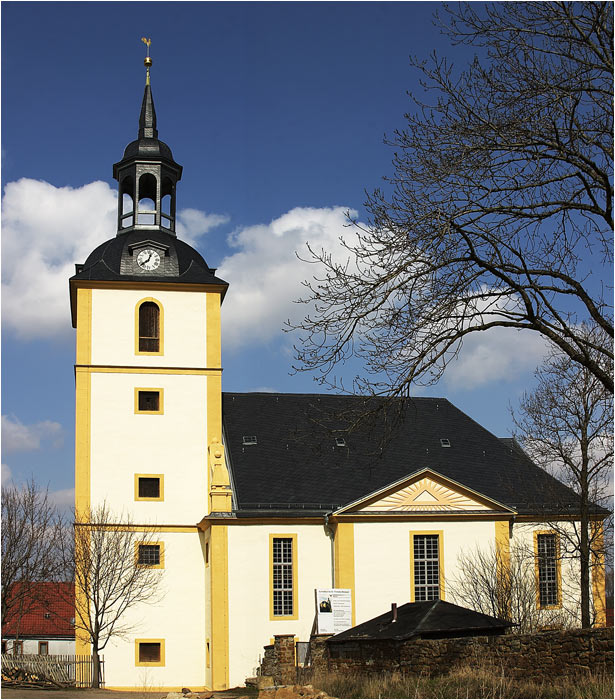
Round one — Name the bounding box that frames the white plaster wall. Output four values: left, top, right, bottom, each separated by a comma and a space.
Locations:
102, 531, 207, 689
91, 289, 208, 368
511, 521, 583, 627
89, 372, 208, 524
4, 639, 75, 655
354, 519, 497, 624
227, 524, 332, 688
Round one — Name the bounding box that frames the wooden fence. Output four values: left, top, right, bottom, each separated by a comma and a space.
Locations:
1, 654, 104, 688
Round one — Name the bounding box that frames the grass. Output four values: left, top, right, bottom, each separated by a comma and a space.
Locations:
312, 665, 614, 699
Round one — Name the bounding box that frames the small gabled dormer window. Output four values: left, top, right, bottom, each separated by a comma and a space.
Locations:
335, 437, 346, 447
242, 435, 257, 445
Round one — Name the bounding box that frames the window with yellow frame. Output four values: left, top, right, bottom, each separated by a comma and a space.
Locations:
534, 530, 561, 608
135, 298, 164, 355
409, 531, 444, 602
135, 639, 165, 666
269, 534, 298, 620
135, 541, 165, 569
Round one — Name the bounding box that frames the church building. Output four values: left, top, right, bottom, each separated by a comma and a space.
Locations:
70, 54, 607, 692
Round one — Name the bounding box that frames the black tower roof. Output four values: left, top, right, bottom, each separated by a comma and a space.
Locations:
70, 52, 227, 326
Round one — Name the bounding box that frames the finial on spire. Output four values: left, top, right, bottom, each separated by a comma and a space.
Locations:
141, 37, 152, 85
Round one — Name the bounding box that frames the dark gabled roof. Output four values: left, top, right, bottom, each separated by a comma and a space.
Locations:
328, 600, 512, 642
222, 393, 599, 517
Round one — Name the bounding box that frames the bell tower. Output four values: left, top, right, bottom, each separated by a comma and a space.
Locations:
113, 43, 182, 234
70, 41, 230, 691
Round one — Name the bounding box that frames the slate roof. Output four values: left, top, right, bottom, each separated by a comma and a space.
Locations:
327, 600, 512, 642
2, 582, 74, 638
221, 393, 599, 517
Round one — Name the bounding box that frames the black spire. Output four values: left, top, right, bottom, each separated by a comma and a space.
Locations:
138, 84, 158, 139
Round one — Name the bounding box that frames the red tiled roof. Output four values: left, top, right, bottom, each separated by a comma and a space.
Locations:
2, 582, 74, 638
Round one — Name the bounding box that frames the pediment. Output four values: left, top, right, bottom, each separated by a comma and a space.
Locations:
335, 469, 514, 515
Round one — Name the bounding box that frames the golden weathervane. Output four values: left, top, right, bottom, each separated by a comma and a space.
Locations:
141, 37, 152, 84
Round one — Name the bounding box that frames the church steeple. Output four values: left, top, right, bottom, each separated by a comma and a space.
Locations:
113, 39, 182, 236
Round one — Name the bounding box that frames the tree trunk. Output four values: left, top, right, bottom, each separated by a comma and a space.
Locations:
92, 648, 101, 689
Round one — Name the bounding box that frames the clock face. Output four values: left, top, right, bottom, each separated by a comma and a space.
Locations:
136, 249, 161, 271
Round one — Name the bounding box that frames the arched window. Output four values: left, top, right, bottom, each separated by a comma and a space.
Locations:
138, 301, 161, 353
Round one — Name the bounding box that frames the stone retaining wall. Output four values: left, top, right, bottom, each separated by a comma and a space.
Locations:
323, 627, 613, 679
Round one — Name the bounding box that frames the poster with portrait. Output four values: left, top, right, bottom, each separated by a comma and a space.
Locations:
315, 588, 352, 634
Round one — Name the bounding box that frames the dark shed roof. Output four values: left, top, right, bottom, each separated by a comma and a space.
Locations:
328, 600, 513, 642
222, 393, 598, 517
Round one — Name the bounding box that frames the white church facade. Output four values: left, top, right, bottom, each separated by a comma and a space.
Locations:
70, 57, 607, 692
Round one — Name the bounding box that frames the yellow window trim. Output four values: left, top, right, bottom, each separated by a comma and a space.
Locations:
269, 534, 298, 621
135, 541, 165, 569
135, 638, 165, 667
409, 530, 445, 603
134, 474, 164, 502
134, 387, 164, 415
135, 297, 164, 356
533, 530, 562, 609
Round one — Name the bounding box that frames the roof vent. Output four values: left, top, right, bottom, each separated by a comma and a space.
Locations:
242, 435, 257, 445
44, 613, 51, 619
440, 439, 451, 448
335, 437, 346, 447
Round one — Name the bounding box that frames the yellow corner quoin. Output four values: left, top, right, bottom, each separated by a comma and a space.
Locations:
269, 534, 299, 622
533, 530, 562, 609
134, 541, 165, 569
134, 473, 165, 502
495, 520, 511, 568
134, 387, 165, 414
409, 530, 445, 603
135, 639, 166, 667
135, 297, 164, 356
210, 525, 229, 690
74, 288, 93, 657
76, 287, 92, 365
206, 292, 222, 369
333, 523, 356, 625
590, 522, 606, 626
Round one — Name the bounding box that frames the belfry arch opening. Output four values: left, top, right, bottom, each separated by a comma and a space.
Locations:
138, 174, 157, 225
119, 176, 135, 229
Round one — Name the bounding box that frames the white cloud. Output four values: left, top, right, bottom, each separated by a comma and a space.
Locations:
1, 178, 229, 340
218, 206, 358, 349
1, 415, 64, 454
176, 208, 229, 243
443, 327, 550, 390
48, 487, 75, 509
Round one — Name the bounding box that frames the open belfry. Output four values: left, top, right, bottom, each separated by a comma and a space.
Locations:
70, 44, 607, 692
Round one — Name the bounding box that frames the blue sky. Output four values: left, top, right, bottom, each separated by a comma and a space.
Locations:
2, 1, 551, 508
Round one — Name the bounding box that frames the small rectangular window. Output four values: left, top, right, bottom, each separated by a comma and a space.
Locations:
134, 388, 164, 414
139, 391, 159, 412
242, 435, 257, 445
137, 542, 164, 569
38, 641, 49, 655
335, 437, 347, 447
139, 477, 160, 498
136, 640, 165, 666
13, 641, 23, 655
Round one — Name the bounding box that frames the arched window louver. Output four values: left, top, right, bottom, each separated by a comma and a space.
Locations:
138, 301, 160, 352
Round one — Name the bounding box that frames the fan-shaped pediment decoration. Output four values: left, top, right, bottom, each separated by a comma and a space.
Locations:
358, 476, 492, 512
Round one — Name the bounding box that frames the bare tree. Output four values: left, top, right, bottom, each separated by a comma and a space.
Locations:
1, 479, 66, 641
449, 542, 574, 633
290, 2, 613, 396
61, 504, 165, 687
512, 329, 613, 627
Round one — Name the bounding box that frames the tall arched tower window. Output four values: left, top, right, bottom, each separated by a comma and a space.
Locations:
136, 299, 163, 354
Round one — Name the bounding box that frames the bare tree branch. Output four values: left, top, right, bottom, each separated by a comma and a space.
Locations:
289, 2, 613, 397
